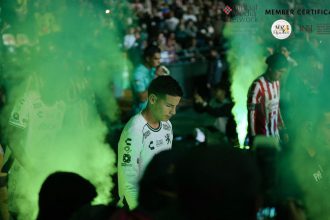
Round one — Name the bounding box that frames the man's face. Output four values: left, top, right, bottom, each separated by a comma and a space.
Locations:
153, 94, 181, 121
271, 67, 287, 81
146, 52, 161, 68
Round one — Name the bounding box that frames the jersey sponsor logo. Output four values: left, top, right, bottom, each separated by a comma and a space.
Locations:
143, 130, 151, 140
163, 124, 170, 131
165, 134, 171, 144
121, 163, 132, 167
148, 141, 155, 150
124, 138, 132, 152
125, 138, 132, 146
123, 154, 131, 163
13, 112, 19, 120
156, 139, 163, 147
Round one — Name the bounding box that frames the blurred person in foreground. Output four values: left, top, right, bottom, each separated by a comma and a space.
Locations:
175, 144, 261, 220
276, 96, 330, 220
118, 76, 183, 210
37, 172, 97, 220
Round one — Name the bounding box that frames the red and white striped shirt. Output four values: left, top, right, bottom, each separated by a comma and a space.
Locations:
247, 75, 284, 139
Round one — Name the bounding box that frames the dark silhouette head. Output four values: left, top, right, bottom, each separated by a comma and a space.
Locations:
265, 53, 289, 81
138, 150, 180, 212
37, 171, 97, 220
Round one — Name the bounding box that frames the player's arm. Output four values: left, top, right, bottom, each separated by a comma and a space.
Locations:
118, 126, 142, 210
132, 70, 148, 102
247, 82, 262, 137
278, 107, 285, 129
205, 103, 233, 118
7, 95, 33, 170
278, 108, 289, 143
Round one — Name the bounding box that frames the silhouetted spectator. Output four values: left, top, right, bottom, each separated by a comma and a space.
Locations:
194, 82, 238, 146
206, 48, 226, 89
137, 149, 182, 220
175, 144, 261, 220
37, 171, 97, 220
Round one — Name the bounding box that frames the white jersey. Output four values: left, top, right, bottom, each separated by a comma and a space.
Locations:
118, 113, 173, 209
8, 91, 66, 215
9, 91, 65, 157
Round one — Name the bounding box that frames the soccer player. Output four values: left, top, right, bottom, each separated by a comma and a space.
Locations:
247, 53, 288, 146
118, 75, 183, 210
130, 45, 161, 114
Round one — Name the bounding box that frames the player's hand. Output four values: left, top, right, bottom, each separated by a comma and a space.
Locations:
280, 129, 289, 145
194, 94, 204, 104
155, 65, 170, 77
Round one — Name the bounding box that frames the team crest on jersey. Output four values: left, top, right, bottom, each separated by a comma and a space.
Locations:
165, 134, 171, 144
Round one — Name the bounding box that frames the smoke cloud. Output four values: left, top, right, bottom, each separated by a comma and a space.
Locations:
1, 1, 132, 219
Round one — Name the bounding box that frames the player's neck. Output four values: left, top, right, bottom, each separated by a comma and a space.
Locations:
141, 108, 160, 129
264, 72, 274, 82
144, 62, 152, 70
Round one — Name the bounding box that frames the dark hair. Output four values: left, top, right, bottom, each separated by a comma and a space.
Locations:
143, 45, 161, 59
37, 172, 97, 220
266, 53, 288, 70
138, 150, 179, 211
148, 75, 183, 98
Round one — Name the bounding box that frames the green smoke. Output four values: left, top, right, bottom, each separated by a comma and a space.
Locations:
223, 0, 267, 147
0, 1, 133, 219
